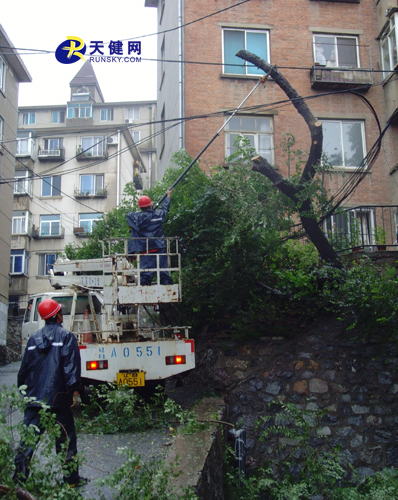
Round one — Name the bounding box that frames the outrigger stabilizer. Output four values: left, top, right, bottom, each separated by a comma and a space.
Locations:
154, 66, 274, 208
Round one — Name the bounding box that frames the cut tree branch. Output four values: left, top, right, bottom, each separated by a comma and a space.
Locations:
237, 50, 341, 267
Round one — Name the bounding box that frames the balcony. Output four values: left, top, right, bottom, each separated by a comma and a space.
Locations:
73, 227, 87, 237
15, 138, 35, 158
310, 66, 373, 90
32, 226, 65, 239
9, 275, 29, 296
76, 146, 108, 161
74, 188, 107, 199
14, 179, 33, 197
38, 147, 65, 161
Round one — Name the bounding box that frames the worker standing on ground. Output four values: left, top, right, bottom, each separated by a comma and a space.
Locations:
14, 298, 86, 488
127, 189, 174, 286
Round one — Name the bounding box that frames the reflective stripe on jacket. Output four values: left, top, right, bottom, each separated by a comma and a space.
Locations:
18, 323, 81, 409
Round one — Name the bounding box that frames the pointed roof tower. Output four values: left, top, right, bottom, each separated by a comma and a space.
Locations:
69, 60, 105, 103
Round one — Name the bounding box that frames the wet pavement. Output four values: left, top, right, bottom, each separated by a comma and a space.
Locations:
0, 362, 192, 499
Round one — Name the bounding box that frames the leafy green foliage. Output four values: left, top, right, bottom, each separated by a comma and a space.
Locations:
77, 383, 204, 435
224, 402, 398, 500
97, 449, 198, 500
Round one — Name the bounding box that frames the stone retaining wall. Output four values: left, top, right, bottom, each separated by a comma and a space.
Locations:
0, 317, 22, 366
165, 397, 226, 499
190, 316, 398, 479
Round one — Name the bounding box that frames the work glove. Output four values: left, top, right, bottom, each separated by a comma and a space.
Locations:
71, 392, 82, 412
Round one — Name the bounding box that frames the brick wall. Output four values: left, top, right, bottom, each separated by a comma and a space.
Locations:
181, 0, 397, 207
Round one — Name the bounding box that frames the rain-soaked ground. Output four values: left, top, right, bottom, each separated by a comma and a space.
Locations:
0, 362, 202, 499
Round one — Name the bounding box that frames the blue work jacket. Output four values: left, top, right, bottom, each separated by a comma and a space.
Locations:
127, 198, 171, 254
18, 323, 81, 409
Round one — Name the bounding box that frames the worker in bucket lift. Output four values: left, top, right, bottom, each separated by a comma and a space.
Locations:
14, 298, 87, 488
127, 189, 174, 286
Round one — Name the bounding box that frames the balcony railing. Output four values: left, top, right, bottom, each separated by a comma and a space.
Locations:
38, 147, 65, 161
32, 226, 65, 239
310, 66, 373, 89
74, 187, 107, 199
325, 205, 398, 253
76, 146, 108, 160
14, 179, 33, 197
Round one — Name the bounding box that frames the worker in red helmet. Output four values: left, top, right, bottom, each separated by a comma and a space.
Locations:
127, 189, 174, 285
14, 298, 87, 488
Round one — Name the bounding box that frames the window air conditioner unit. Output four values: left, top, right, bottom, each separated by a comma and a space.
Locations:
125, 118, 134, 124
107, 136, 118, 145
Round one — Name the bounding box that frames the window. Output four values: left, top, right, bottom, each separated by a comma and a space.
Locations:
0, 56, 6, 92
225, 115, 273, 163
160, 105, 165, 158
322, 120, 365, 168
313, 34, 359, 67
12, 211, 31, 234
223, 28, 269, 75
127, 107, 140, 120
81, 136, 105, 156
100, 108, 114, 121
22, 112, 35, 125
38, 253, 57, 276
10, 250, 29, 275
42, 175, 61, 197
40, 214, 60, 237
79, 213, 103, 234
381, 13, 398, 74
325, 208, 374, 249
14, 171, 32, 196
52, 111, 65, 123
44, 138, 63, 150
67, 103, 92, 118
80, 174, 104, 195
132, 131, 140, 143
16, 132, 34, 156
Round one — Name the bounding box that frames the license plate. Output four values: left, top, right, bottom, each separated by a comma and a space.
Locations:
117, 372, 145, 387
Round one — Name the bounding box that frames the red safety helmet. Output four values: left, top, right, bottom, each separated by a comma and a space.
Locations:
38, 298, 62, 320
138, 195, 152, 208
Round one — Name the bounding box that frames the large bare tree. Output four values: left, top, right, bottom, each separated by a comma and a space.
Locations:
237, 50, 341, 267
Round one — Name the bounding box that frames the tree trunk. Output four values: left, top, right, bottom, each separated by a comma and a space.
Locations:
237, 50, 341, 267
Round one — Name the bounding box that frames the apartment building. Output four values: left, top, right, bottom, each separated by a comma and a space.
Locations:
9, 60, 156, 310
0, 25, 31, 345
146, 0, 398, 247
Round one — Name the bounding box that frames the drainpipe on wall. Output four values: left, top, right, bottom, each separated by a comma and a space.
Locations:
116, 129, 121, 205
148, 105, 152, 188
178, 0, 184, 150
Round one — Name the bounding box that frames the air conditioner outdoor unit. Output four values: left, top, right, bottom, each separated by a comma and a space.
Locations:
107, 136, 118, 145
125, 119, 134, 124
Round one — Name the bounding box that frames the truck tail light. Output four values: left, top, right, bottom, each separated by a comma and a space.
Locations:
86, 360, 108, 370
165, 355, 186, 365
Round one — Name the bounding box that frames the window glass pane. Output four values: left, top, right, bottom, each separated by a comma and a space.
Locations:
241, 117, 256, 131
53, 176, 61, 196
227, 133, 240, 156
258, 134, 272, 153
81, 175, 93, 193
243, 134, 255, 148
52, 112, 58, 123
42, 177, 52, 196
314, 36, 329, 65
391, 28, 397, 68
101, 109, 106, 121
14, 256, 23, 273
95, 175, 104, 192
246, 32, 268, 74
342, 122, 363, 167
323, 121, 343, 166
257, 118, 272, 132
224, 30, 245, 74
337, 37, 357, 67
226, 117, 241, 130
